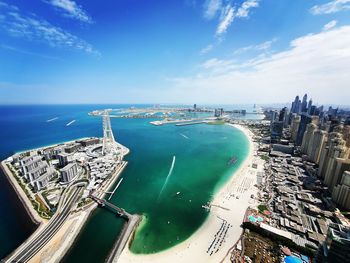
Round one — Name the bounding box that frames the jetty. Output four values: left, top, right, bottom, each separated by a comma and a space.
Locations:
175, 121, 206, 126
106, 178, 124, 201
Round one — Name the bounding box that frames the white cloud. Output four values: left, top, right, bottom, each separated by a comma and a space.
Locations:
167, 26, 350, 104
237, 0, 259, 18
0, 2, 99, 55
0, 44, 62, 60
200, 44, 213, 55
311, 0, 350, 15
207, 0, 259, 37
323, 20, 338, 30
234, 38, 277, 54
43, 0, 92, 23
204, 0, 222, 19
216, 4, 235, 36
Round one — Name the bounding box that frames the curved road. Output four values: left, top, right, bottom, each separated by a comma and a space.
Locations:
5, 186, 82, 263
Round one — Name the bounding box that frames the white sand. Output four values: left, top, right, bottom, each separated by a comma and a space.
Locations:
118, 124, 263, 263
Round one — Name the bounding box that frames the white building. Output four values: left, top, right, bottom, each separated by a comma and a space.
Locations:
60, 162, 79, 184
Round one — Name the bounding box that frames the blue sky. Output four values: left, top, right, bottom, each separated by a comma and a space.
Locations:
0, 0, 350, 105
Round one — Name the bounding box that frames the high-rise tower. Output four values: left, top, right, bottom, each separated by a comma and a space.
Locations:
301, 93, 308, 113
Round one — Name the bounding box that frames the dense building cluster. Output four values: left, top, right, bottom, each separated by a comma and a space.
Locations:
10, 138, 101, 193
264, 94, 350, 263
268, 94, 350, 210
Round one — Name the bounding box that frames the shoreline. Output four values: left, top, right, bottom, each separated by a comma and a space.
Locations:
31, 154, 131, 263
0, 161, 43, 226
118, 123, 261, 263
1, 140, 130, 263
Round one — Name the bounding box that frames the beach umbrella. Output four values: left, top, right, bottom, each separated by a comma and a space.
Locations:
281, 247, 292, 256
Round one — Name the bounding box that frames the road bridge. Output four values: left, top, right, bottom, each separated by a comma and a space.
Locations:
89, 194, 141, 263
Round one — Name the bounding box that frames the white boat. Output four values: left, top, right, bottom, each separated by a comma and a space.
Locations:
66, 120, 76, 126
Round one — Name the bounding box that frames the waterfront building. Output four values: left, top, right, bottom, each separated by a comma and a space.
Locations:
64, 143, 80, 153
79, 138, 100, 147
41, 147, 62, 161
60, 162, 79, 184
58, 152, 74, 167
319, 133, 350, 191
270, 121, 283, 140
332, 171, 350, 210
32, 166, 57, 192
342, 125, 350, 148
20, 155, 42, 175
214, 108, 224, 117
316, 223, 350, 263
290, 114, 301, 142
296, 113, 318, 145
301, 123, 317, 154
26, 161, 49, 183
308, 130, 327, 164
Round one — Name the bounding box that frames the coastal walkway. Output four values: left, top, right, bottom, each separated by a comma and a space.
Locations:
89, 195, 141, 263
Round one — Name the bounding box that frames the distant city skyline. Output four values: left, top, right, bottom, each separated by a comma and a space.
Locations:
1, 0, 350, 104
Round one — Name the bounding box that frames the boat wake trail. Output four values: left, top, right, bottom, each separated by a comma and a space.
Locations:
157, 156, 176, 201
179, 133, 189, 139
46, 117, 58, 122
66, 120, 76, 126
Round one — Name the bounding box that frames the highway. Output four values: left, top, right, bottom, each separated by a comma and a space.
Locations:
6, 186, 82, 263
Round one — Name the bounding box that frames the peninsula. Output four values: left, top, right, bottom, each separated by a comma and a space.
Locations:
1, 110, 140, 263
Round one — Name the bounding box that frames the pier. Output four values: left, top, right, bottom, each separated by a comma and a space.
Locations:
89, 195, 141, 262
175, 121, 206, 126
106, 178, 124, 201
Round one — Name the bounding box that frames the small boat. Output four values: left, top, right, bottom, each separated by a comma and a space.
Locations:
227, 156, 238, 166
173, 191, 181, 197
202, 205, 210, 211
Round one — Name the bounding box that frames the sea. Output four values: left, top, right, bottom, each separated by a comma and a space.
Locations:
0, 104, 259, 262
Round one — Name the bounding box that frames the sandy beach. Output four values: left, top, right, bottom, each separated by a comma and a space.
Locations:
118, 124, 263, 263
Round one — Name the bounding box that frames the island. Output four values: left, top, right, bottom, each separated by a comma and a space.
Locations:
1, 110, 141, 263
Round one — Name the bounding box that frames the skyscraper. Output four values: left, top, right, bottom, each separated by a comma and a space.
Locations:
308, 129, 327, 164
307, 98, 313, 114
301, 93, 308, 113
296, 113, 318, 145
301, 123, 317, 154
